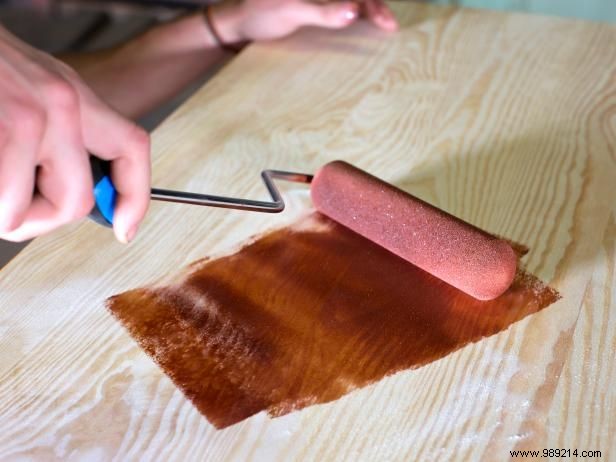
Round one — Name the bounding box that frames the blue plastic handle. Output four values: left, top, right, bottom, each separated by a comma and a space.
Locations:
89, 156, 117, 227
93, 175, 116, 224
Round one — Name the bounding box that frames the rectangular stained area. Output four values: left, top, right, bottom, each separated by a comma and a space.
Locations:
107, 213, 560, 429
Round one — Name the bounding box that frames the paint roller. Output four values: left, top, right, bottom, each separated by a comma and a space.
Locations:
90, 157, 517, 300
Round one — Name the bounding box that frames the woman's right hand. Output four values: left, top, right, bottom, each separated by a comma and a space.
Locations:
0, 26, 151, 243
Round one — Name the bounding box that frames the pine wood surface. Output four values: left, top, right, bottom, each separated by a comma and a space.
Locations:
0, 3, 614, 460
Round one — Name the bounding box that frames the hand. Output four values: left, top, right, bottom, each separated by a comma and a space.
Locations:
0, 26, 150, 243
211, 0, 398, 44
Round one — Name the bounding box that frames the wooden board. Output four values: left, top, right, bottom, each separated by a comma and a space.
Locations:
0, 3, 614, 460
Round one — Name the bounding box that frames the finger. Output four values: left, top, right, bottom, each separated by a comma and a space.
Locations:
2, 76, 94, 241
0, 135, 93, 242
35, 139, 93, 227
0, 192, 72, 242
76, 83, 150, 244
0, 194, 55, 241
363, 0, 398, 31
0, 102, 43, 233
296, 1, 359, 29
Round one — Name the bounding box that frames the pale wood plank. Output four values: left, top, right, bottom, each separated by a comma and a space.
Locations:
545, 210, 615, 456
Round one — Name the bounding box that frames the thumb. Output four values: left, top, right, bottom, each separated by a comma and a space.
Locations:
296, 1, 359, 29
75, 81, 151, 244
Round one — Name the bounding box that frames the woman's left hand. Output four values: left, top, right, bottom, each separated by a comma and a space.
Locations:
210, 0, 398, 44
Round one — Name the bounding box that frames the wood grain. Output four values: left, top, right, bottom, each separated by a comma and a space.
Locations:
0, 3, 614, 460
545, 210, 616, 456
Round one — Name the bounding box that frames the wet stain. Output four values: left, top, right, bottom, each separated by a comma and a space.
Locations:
107, 213, 560, 428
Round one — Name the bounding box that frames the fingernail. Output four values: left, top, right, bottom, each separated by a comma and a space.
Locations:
125, 224, 139, 243
344, 8, 357, 20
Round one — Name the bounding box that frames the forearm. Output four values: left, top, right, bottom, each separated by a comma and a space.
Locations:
43, 0, 398, 121
61, 10, 239, 120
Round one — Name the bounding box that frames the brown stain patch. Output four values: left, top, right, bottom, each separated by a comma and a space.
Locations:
107, 213, 560, 429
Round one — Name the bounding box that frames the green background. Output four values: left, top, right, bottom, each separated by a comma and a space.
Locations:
429, 0, 616, 23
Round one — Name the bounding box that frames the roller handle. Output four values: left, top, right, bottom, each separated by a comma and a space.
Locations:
89, 156, 116, 227
87, 156, 312, 229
